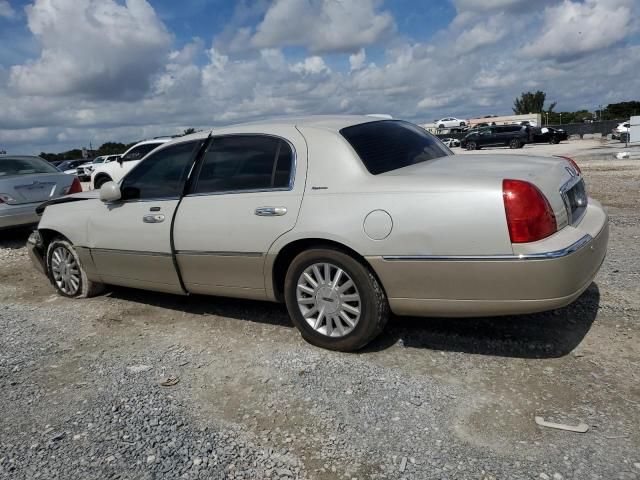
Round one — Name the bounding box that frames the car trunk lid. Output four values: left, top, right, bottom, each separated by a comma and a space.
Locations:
0, 173, 73, 205
382, 154, 584, 229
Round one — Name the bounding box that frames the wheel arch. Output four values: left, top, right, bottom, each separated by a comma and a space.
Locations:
268, 237, 386, 303
93, 172, 112, 189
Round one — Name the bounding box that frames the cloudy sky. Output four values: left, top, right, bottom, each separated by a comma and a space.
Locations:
0, 0, 638, 154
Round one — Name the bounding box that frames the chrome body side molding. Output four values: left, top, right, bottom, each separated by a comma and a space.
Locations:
382, 234, 593, 262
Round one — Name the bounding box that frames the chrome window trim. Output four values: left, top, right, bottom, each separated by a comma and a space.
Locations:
382, 234, 593, 262
186, 133, 297, 197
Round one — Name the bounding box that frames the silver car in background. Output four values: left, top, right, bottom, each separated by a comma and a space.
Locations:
0, 156, 82, 229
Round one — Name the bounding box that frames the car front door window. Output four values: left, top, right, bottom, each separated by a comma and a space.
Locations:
120, 141, 200, 200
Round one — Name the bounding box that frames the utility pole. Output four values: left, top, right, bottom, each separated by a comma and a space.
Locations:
559, 113, 562, 125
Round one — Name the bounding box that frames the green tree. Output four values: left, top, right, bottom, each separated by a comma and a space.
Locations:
603, 101, 640, 120
96, 142, 128, 156
513, 91, 556, 114
182, 128, 196, 136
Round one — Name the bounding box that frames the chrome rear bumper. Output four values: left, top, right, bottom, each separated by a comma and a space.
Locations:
368, 201, 609, 317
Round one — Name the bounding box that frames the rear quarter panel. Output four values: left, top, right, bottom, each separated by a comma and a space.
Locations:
270, 127, 513, 257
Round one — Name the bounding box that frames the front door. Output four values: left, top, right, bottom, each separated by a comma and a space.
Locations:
88, 140, 202, 293
173, 128, 306, 299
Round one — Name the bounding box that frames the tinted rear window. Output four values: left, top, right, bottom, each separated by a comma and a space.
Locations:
340, 120, 451, 175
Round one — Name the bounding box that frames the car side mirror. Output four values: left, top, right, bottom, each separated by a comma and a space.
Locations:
117, 156, 124, 165
100, 181, 121, 202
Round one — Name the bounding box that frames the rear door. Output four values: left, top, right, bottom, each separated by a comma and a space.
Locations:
174, 127, 307, 299
88, 140, 202, 293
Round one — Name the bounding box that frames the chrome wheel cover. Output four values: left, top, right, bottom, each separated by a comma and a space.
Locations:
50, 246, 81, 295
296, 262, 361, 337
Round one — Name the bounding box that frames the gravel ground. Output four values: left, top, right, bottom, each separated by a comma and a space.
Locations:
1, 140, 639, 480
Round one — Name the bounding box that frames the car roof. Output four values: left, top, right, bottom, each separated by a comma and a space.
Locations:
174, 115, 383, 143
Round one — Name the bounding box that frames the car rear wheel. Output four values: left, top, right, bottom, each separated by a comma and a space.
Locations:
509, 138, 521, 149
94, 174, 112, 189
46, 238, 104, 298
284, 248, 389, 352
466, 141, 477, 150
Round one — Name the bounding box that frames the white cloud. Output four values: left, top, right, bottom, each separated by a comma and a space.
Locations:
9, 0, 172, 99
246, 0, 395, 53
0, 0, 16, 19
291, 56, 330, 75
453, 0, 559, 13
523, 0, 634, 60
349, 48, 366, 71
454, 15, 509, 54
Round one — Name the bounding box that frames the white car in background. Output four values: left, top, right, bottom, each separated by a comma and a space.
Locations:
76, 155, 121, 181
436, 117, 467, 129
612, 121, 630, 140
90, 138, 171, 189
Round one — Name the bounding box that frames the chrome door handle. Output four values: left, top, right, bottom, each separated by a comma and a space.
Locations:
143, 214, 165, 223
255, 206, 287, 216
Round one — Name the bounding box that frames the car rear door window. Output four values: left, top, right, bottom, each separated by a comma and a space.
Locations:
193, 135, 293, 194
120, 141, 199, 200
340, 120, 451, 175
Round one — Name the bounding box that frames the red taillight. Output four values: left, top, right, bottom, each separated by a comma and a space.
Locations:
66, 177, 83, 195
502, 179, 557, 243
557, 155, 581, 175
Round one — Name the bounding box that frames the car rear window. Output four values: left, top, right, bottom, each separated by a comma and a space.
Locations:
340, 120, 451, 175
0, 157, 59, 177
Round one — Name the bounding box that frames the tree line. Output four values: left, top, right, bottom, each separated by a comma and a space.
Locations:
513, 91, 639, 124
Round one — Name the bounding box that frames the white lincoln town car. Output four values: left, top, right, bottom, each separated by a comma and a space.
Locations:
28, 116, 608, 351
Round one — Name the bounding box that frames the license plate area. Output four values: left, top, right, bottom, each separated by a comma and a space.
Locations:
562, 178, 588, 225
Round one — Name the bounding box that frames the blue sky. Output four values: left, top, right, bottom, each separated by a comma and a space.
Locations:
0, 0, 638, 154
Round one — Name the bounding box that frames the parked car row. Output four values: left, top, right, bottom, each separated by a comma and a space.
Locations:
25, 115, 608, 352
446, 125, 568, 151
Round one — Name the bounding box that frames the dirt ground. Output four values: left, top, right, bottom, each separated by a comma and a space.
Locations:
1, 139, 639, 479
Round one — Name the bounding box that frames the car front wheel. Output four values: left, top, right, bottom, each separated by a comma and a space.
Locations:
509, 138, 521, 149
46, 238, 104, 298
284, 248, 389, 352
466, 141, 477, 150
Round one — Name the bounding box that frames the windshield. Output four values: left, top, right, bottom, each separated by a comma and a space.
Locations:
0, 157, 59, 177
340, 120, 451, 175
93, 158, 105, 164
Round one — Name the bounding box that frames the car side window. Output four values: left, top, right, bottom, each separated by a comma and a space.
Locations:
193, 135, 293, 194
120, 141, 199, 200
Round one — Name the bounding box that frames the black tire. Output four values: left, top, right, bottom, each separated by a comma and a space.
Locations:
460, 122, 466, 127
466, 141, 477, 151
509, 138, 521, 149
94, 174, 112, 189
46, 238, 104, 298
284, 248, 389, 352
